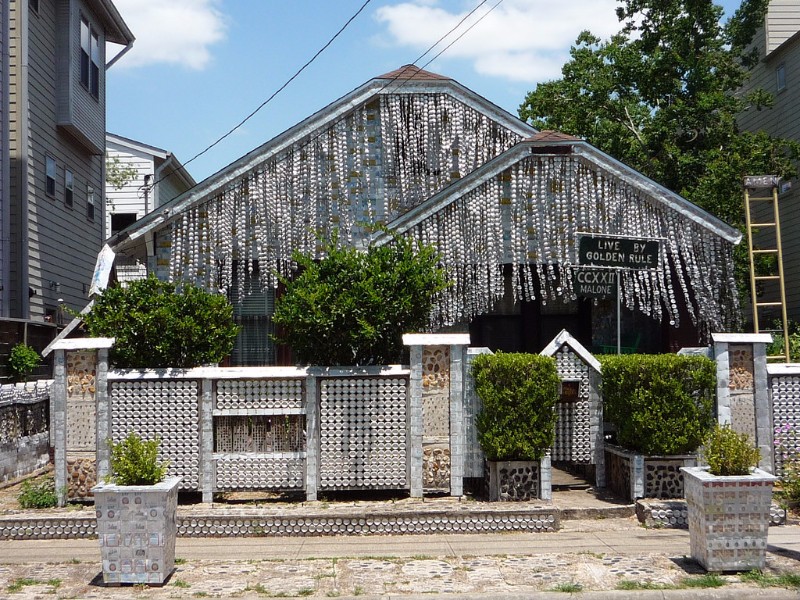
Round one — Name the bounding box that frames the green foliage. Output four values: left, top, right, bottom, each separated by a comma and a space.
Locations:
601, 354, 715, 455
82, 276, 239, 368
472, 353, 560, 461
518, 0, 800, 309
108, 432, 168, 486
17, 476, 57, 509
273, 234, 449, 366
702, 424, 760, 476
105, 156, 139, 190
7, 343, 40, 382
767, 320, 800, 362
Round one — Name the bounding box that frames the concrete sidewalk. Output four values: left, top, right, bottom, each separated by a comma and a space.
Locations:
0, 517, 798, 599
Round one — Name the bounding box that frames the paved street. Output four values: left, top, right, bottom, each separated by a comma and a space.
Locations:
0, 517, 798, 599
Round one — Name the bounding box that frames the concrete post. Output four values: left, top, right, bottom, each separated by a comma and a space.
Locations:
52, 349, 67, 507
305, 374, 319, 501
200, 378, 214, 503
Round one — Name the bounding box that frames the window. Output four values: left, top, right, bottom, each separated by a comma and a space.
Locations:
64, 169, 74, 207
45, 156, 56, 197
111, 213, 137, 236
777, 63, 787, 92
87, 185, 95, 221
80, 17, 100, 98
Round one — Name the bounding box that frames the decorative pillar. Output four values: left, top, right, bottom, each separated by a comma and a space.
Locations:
305, 374, 319, 501
404, 333, 470, 498
200, 377, 214, 503
711, 333, 774, 473
50, 338, 114, 507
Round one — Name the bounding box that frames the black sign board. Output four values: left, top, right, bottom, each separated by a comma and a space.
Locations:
573, 269, 617, 298
578, 236, 659, 270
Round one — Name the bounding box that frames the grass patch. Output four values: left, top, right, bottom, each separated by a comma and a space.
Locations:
7, 578, 61, 594
175, 557, 187, 565
173, 579, 190, 588
682, 574, 726, 588
551, 582, 583, 593
297, 588, 314, 596
353, 586, 365, 596
616, 580, 674, 590
741, 570, 800, 589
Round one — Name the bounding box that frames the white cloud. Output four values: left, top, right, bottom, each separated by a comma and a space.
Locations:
375, 0, 621, 83
111, 0, 227, 70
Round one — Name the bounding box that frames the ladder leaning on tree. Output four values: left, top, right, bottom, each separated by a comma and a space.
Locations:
743, 175, 790, 362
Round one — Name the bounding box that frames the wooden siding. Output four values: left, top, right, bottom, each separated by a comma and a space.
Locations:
105, 141, 157, 234
9, 0, 106, 321
739, 18, 800, 322
55, 0, 105, 153
766, 0, 800, 56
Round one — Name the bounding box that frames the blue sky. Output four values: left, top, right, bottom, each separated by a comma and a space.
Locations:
107, 0, 744, 184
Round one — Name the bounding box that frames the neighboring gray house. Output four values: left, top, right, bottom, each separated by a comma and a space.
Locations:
738, 0, 800, 323
0, 0, 133, 322
105, 133, 195, 238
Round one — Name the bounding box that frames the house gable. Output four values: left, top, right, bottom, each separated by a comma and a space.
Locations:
110, 66, 536, 295
372, 133, 740, 333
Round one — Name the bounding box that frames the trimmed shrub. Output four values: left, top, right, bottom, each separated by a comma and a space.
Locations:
82, 276, 239, 368
702, 424, 760, 476
472, 353, 560, 461
108, 432, 168, 486
601, 354, 715, 455
273, 234, 449, 366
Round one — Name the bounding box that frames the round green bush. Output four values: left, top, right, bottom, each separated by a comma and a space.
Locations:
83, 276, 239, 369
7, 343, 40, 382
702, 424, 760, 476
472, 352, 560, 461
601, 354, 716, 455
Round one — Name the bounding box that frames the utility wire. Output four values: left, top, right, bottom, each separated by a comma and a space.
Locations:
131, 0, 504, 227
180, 0, 374, 170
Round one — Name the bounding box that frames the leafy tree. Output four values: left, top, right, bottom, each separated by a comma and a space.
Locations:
519, 0, 800, 245
7, 343, 40, 382
83, 276, 239, 368
105, 156, 138, 190
273, 234, 450, 366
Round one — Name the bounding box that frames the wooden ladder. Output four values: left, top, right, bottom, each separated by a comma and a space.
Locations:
744, 175, 789, 362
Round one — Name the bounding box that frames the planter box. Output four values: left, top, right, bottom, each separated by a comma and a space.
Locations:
681, 466, 777, 572
93, 476, 181, 585
605, 444, 696, 501
487, 458, 551, 501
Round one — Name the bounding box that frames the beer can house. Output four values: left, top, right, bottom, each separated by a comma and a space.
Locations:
100, 66, 740, 364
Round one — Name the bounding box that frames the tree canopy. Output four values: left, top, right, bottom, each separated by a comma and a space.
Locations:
519, 0, 799, 230
272, 235, 450, 366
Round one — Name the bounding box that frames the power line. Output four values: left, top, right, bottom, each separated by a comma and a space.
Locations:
130, 0, 505, 227
180, 0, 374, 170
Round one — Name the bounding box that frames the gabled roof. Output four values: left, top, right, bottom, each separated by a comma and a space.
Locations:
540, 329, 601, 373
108, 65, 535, 253
375, 132, 741, 245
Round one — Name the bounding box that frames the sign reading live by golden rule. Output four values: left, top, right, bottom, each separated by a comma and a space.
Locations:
578, 236, 660, 270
